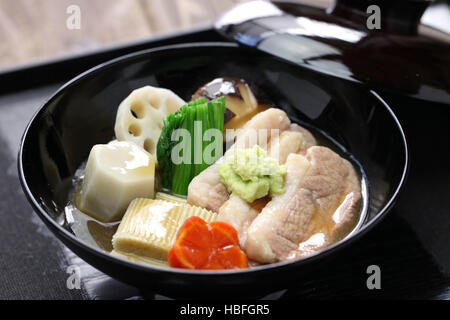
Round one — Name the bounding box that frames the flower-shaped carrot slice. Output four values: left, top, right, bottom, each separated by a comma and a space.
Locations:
168, 216, 248, 270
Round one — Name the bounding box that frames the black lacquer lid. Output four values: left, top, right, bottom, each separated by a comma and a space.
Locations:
215, 0, 450, 104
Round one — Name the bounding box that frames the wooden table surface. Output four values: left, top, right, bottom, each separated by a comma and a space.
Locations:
0, 0, 333, 71
0, 0, 247, 70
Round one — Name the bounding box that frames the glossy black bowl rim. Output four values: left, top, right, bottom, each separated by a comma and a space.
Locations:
18, 42, 409, 277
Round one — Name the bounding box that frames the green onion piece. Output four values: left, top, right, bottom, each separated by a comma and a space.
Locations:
157, 96, 226, 196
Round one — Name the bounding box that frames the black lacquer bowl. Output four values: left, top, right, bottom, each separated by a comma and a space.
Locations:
18, 42, 408, 298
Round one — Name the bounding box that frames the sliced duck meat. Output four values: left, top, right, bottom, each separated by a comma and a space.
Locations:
245, 146, 361, 263
289, 123, 317, 153
218, 127, 315, 245
217, 193, 263, 247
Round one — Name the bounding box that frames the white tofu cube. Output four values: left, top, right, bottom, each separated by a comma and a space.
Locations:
78, 141, 155, 222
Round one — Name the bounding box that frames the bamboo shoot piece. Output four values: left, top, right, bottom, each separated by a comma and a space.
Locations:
112, 199, 217, 262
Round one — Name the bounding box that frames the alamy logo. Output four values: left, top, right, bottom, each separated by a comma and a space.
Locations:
366, 265, 381, 290
170, 128, 281, 165
366, 5, 381, 30
66, 5, 81, 30
66, 265, 81, 290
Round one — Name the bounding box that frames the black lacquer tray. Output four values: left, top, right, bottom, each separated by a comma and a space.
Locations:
1, 27, 449, 300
